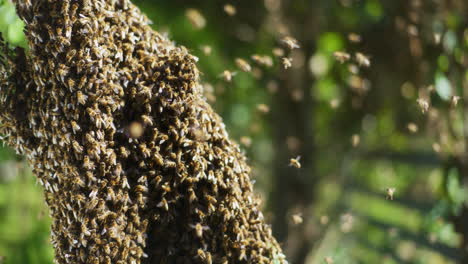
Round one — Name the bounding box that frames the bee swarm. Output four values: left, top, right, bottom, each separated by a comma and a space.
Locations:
0, 1, 287, 263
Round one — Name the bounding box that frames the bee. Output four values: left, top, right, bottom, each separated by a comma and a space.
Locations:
235, 58, 251, 72
348, 33, 361, 43
83, 156, 95, 170
221, 70, 236, 82
251, 54, 273, 67
70, 121, 81, 133
139, 144, 151, 158
157, 198, 169, 211
407, 123, 418, 133
141, 115, 153, 126
135, 185, 148, 193
200, 45, 212, 56
281, 36, 300, 50
66, 49, 77, 63
120, 147, 129, 158
333, 51, 351, 63
281, 57, 292, 69
72, 140, 83, 153
185, 9, 206, 29
272, 48, 285, 57
190, 223, 210, 238
239, 136, 252, 147
223, 4, 236, 16
386, 187, 396, 200
129, 121, 144, 138
416, 98, 429, 113
324, 256, 334, 264
355, 52, 371, 67
451, 95, 461, 107
289, 156, 301, 169
351, 134, 360, 147
256, 104, 270, 114
291, 213, 303, 225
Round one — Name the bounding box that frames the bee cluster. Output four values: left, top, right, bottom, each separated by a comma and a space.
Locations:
0, 0, 287, 263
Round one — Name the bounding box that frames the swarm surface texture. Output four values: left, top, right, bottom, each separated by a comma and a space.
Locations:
0, 0, 287, 263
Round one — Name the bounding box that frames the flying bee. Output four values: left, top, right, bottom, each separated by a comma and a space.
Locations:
324, 256, 334, 264
281, 36, 300, 50
256, 104, 270, 113
221, 70, 236, 82
407, 123, 418, 133
272, 48, 285, 57
289, 156, 301, 169
129, 121, 144, 138
200, 45, 212, 56
239, 136, 252, 147
281, 57, 292, 69
291, 213, 303, 225
333, 51, 351, 63
386, 187, 396, 200
235, 58, 252, 72
186, 9, 206, 29
355, 52, 371, 67
351, 134, 360, 147
416, 98, 429, 113
348, 33, 361, 43
451, 95, 461, 107
251, 54, 273, 67
223, 4, 236, 16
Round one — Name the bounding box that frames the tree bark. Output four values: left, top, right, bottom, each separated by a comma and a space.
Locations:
0, 1, 286, 263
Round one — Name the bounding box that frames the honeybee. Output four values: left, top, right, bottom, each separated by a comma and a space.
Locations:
72, 140, 83, 153
416, 98, 429, 113
407, 123, 418, 133
70, 121, 81, 133
129, 121, 144, 138
186, 9, 206, 29
141, 115, 153, 126
355, 52, 370, 67
256, 104, 270, 113
386, 187, 396, 200
351, 134, 360, 147
281, 36, 300, 50
348, 33, 361, 43
281, 57, 292, 69
251, 54, 273, 67
221, 70, 236, 82
324, 256, 334, 264
190, 223, 210, 238
272, 48, 285, 57
223, 4, 236, 16
120, 147, 129, 158
333, 51, 351, 63
291, 213, 303, 225
289, 156, 301, 169
235, 58, 251, 72
200, 45, 212, 55
451, 95, 461, 107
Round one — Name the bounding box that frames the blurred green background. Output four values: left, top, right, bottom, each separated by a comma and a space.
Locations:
1, 0, 468, 263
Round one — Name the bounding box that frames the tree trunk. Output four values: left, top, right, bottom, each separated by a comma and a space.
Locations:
0, 1, 286, 263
